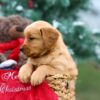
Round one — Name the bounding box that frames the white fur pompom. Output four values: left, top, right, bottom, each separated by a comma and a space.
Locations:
0, 59, 17, 68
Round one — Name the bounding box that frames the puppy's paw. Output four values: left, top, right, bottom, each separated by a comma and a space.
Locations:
30, 72, 45, 86
18, 71, 31, 83
18, 65, 33, 83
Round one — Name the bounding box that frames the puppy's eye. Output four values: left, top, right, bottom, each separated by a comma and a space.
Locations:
29, 37, 35, 41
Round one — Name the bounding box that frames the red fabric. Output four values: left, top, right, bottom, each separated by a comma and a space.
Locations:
0, 69, 58, 100
0, 38, 24, 61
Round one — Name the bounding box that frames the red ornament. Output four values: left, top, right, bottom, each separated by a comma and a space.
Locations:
28, 0, 33, 8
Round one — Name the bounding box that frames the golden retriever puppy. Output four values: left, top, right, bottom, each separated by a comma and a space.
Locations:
18, 21, 78, 86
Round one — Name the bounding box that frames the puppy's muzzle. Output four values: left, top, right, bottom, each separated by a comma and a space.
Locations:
20, 45, 30, 57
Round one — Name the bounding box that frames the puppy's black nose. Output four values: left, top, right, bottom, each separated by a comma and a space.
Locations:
20, 47, 24, 51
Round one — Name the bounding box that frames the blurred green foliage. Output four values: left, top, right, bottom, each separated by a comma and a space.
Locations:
77, 61, 100, 100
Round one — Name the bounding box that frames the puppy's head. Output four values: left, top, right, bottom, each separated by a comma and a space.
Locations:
21, 21, 59, 58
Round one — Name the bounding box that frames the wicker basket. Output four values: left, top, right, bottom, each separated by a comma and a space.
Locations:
46, 74, 77, 100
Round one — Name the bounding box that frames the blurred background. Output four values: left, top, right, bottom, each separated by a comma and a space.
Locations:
0, 0, 100, 99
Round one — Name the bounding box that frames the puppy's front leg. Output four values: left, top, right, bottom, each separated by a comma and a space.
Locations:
18, 62, 33, 83
30, 65, 46, 86
30, 65, 61, 86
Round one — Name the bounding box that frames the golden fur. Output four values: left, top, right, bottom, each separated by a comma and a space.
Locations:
18, 21, 78, 86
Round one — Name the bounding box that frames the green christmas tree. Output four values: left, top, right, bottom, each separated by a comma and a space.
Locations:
0, 0, 99, 62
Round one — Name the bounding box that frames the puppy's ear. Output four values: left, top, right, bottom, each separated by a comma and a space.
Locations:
40, 27, 59, 49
